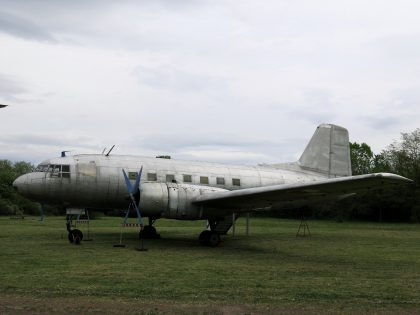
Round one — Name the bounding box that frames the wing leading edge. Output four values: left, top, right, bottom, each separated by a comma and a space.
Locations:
193, 173, 412, 214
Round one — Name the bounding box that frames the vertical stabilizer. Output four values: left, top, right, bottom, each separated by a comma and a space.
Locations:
298, 124, 351, 177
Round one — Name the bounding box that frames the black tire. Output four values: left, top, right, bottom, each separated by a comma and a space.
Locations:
72, 229, 83, 245
207, 232, 221, 247
68, 232, 74, 243
139, 225, 160, 239
199, 230, 211, 245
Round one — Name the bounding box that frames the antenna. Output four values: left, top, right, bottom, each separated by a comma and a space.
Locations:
101, 147, 107, 155
105, 145, 115, 156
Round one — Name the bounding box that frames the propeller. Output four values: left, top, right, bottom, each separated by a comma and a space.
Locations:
122, 166, 143, 226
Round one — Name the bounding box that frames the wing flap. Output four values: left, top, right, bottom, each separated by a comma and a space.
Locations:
193, 173, 412, 213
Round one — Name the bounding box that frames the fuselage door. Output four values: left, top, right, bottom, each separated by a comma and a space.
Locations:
75, 159, 98, 203
167, 183, 179, 217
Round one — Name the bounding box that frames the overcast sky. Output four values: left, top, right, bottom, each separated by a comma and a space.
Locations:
1, 0, 419, 165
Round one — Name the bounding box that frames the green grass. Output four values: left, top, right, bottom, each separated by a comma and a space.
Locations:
1, 216, 420, 314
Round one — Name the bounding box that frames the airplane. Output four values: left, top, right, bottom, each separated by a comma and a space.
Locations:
13, 124, 412, 246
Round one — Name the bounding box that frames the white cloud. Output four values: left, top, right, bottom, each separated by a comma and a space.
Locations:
0, 0, 419, 165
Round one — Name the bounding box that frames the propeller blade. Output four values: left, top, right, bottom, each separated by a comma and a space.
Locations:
122, 167, 144, 226
122, 169, 133, 193
132, 201, 143, 226
133, 166, 143, 192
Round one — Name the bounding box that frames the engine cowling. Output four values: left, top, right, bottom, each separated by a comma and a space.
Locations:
138, 182, 228, 219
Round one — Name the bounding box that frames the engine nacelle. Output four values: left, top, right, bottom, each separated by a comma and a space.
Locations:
138, 182, 228, 220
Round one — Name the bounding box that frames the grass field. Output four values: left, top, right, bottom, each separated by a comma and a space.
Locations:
1, 216, 420, 314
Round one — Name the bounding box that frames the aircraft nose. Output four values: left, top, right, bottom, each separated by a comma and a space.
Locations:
13, 175, 27, 193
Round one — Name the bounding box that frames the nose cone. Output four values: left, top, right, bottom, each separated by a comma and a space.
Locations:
13, 175, 27, 194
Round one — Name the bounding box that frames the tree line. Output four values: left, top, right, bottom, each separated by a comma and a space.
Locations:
0, 160, 40, 215
346, 128, 420, 222
1, 128, 419, 221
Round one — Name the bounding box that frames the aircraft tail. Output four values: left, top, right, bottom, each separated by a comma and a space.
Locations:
298, 124, 352, 177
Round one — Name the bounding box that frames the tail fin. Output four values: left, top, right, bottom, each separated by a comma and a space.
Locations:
298, 124, 352, 177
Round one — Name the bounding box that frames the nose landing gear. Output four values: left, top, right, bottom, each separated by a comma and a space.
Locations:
66, 222, 84, 245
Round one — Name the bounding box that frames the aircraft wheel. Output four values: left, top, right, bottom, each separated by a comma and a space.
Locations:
140, 225, 160, 239
199, 230, 211, 245
199, 230, 221, 246
207, 232, 221, 247
68, 232, 74, 243
72, 229, 84, 245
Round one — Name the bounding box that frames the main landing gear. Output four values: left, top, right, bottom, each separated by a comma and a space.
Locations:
199, 230, 221, 247
199, 220, 221, 247
139, 218, 161, 239
66, 222, 83, 245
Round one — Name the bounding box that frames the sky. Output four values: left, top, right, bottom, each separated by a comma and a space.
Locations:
0, 0, 419, 165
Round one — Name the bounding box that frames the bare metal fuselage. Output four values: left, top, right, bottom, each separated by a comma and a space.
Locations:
15, 154, 327, 220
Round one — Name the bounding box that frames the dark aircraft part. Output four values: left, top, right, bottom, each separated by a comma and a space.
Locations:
73, 229, 83, 244
105, 145, 115, 156
199, 230, 211, 245
122, 167, 144, 226
139, 225, 160, 239
66, 221, 71, 232
199, 230, 221, 247
68, 229, 83, 245
207, 232, 221, 247
68, 232, 74, 243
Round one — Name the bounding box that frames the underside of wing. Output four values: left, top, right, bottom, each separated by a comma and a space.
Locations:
193, 173, 412, 215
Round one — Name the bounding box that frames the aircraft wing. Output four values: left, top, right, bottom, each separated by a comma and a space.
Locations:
193, 173, 412, 214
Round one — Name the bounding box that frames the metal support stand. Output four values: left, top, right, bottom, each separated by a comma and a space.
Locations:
115, 200, 147, 250
39, 205, 45, 222
113, 224, 126, 248
232, 213, 236, 238
79, 209, 93, 241
296, 214, 311, 237
136, 226, 148, 251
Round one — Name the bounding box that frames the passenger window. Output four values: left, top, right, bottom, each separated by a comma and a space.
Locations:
216, 177, 225, 185
183, 175, 192, 183
232, 178, 241, 186
147, 173, 157, 181
166, 174, 175, 182
200, 176, 209, 184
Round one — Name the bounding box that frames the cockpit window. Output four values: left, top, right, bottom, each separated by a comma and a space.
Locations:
35, 164, 49, 172
51, 165, 61, 177
35, 164, 71, 178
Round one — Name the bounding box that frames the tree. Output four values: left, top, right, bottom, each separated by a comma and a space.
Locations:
349, 142, 374, 175
381, 128, 420, 186
0, 160, 39, 215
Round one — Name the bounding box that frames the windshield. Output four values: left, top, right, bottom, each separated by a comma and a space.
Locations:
34, 164, 71, 178
35, 164, 49, 172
